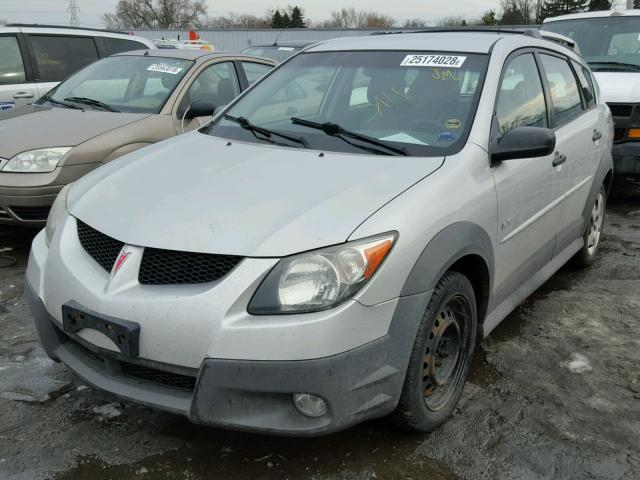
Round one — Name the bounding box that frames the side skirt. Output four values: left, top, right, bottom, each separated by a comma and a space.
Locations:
482, 237, 583, 337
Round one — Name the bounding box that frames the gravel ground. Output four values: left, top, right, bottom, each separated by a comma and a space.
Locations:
0, 182, 639, 480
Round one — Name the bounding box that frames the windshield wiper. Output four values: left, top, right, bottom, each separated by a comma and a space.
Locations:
291, 117, 407, 156
64, 97, 119, 112
588, 61, 640, 71
224, 114, 308, 148
41, 95, 83, 110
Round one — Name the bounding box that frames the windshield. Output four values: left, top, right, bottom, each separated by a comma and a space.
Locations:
206, 51, 488, 156
542, 17, 640, 70
36, 56, 193, 113
242, 46, 303, 62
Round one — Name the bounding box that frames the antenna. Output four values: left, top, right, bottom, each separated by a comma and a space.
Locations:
68, 0, 80, 27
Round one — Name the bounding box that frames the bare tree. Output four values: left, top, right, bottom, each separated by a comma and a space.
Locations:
434, 15, 468, 26
102, 0, 208, 29
403, 18, 429, 28
206, 13, 270, 29
323, 8, 394, 28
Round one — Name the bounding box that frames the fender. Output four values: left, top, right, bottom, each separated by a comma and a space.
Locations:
103, 143, 153, 163
400, 221, 494, 299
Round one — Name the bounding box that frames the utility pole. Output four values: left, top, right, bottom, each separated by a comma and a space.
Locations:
628, 0, 634, 10
68, 0, 80, 27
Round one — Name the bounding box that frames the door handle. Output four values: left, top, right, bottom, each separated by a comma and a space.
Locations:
552, 152, 567, 167
592, 129, 602, 142
12, 92, 34, 99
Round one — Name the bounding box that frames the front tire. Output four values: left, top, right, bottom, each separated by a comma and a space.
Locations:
391, 271, 477, 432
573, 185, 606, 268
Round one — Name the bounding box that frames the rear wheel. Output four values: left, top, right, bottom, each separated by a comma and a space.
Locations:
391, 271, 477, 432
573, 185, 606, 268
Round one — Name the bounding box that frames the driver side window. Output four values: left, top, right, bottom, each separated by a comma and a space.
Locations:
182, 62, 240, 114
496, 53, 548, 135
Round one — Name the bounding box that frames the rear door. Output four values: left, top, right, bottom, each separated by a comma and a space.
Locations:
537, 52, 601, 255
490, 51, 559, 306
0, 31, 38, 109
23, 33, 100, 97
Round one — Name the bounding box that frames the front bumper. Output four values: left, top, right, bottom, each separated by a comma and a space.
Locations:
26, 280, 431, 436
612, 142, 640, 175
0, 163, 96, 225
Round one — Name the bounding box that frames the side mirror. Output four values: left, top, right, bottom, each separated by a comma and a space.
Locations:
184, 100, 216, 119
490, 126, 556, 163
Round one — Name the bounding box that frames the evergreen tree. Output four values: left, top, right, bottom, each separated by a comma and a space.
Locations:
289, 6, 306, 28
539, 0, 588, 22
481, 9, 497, 25
588, 0, 612, 10
634, 0, 640, 8
282, 11, 291, 27
271, 10, 284, 28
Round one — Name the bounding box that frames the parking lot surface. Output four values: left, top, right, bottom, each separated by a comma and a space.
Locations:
1, 184, 639, 480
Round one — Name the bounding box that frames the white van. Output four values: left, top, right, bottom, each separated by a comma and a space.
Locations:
0, 24, 155, 111
542, 10, 640, 175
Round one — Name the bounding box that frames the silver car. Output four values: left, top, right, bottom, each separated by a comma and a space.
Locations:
26, 30, 613, 436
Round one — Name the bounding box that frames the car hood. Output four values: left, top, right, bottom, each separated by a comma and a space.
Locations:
593, 72, 640, 104
69, 132, 444, 257
0, 105, 150, 158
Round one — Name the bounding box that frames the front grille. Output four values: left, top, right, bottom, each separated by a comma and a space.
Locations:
139, 247, 242, 285
608, 103, 633, 118
122, 362, 197, 391
77, 220, 124, 272
614, 127, 627, 141
10, 205, 52, 221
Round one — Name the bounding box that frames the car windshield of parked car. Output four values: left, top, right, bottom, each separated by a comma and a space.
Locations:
542, 17, 640, 71
37, 56, 193, 114
206, 51, 488, 156
242, 46, 302, 62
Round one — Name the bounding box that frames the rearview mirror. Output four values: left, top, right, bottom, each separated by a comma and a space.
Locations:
490, 126, 556, 163
184, 100, 216, 119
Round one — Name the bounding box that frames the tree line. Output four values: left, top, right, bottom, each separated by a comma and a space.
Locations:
101, 0, 623, 30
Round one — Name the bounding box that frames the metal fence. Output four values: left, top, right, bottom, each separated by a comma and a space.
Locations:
131, 28, 380, 53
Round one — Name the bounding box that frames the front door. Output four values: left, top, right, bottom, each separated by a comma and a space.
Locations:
0, 34, 38, 110
490, 52, 558, 306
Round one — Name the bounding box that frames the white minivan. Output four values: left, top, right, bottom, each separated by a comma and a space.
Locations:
542, 10, 640, 176
0, 24, 155, 111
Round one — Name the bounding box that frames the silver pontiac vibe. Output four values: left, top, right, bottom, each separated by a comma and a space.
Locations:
26, 30, 613, 436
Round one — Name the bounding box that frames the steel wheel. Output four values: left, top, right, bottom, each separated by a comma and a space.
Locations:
422, 294, 472, 412
586, 190, 604, 256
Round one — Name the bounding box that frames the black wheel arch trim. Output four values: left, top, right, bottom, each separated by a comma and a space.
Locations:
400, 222, 494, 320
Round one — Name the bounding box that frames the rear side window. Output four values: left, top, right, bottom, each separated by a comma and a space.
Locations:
241, 62, 272, 86
573, 62, 596, 108
496, 53, 548, 134
539, 54, 583, 126
102, 37, 149, 56
0, 36, 26, 84
28, 35, 99, 82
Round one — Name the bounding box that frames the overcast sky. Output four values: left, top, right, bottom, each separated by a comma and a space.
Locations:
2, 0, 503, 28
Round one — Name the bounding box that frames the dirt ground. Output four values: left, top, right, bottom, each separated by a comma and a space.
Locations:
1, 181, 639, 480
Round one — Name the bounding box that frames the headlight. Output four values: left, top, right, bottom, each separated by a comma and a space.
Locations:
2, 147, 72, 173
248, 233, 397, 314
45, 184, 71, 246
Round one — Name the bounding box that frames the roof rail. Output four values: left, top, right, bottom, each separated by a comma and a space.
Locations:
538, 30, 580, 53
369, 26, 580, 53
5, 23, 128, 35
